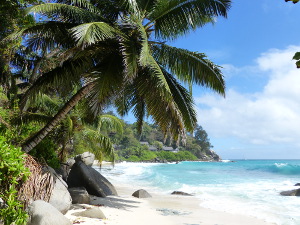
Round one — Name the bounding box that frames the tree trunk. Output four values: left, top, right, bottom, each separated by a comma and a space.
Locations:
22, 83, 95, 153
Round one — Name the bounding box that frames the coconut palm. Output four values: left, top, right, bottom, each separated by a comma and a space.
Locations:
7, 0, 231, 153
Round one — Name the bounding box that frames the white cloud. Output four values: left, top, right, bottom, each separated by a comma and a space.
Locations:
195, 45, 300, 147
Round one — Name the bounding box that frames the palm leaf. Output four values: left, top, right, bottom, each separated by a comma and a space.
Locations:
153, 44, 225, 96
162, 68, 196, 132
56, 0, 103, 15
86, 52, 124, 116
81, 127, 115, 163
70, 22, 118, 47
11, 113, 52, 125
148, 0, 231, 40
119, 37, 139, 80
4, 22, 75, 52
121, 0, 140, 15
28, 94, 62, 115
131, 96, 146, 135
26, 3, 103, 23
126, 70, 186, 141
98, 114, 123, 135
134, 18, 172, 100
21, 55, 95, 111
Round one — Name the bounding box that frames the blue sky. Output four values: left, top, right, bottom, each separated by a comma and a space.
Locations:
126, 0, 300, 159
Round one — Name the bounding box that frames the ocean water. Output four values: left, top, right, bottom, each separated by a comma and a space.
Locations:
97, 160, 300, 225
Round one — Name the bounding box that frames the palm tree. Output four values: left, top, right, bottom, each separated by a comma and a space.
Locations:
7, 0, 231, 153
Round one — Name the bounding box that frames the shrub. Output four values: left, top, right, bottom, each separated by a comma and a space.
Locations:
126, 155, 140, 162
0, 137, 30, 225
29, 137, 60, 168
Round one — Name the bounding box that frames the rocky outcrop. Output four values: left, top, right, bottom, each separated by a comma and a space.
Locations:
75, 152, 95, 166
67, 160, 117, 197
68, 187, 90, 204
56, 158, 75, 181
195, 150, 221, 161
132, 189, 152, 198
27, 200, 72, 225
171, 191, 193, 196
280, 189, 300, 196
72, 207, 106, 219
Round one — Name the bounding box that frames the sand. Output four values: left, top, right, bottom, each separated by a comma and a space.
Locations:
65, 182, 276, 225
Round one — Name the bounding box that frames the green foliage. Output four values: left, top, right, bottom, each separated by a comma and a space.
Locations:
0, 137, 30, 225
153, 141, 163, 150
156, 150, 197, 161
194, 125, 213, 155
285, 0, 299, 3
118, 145, 197, 162
29, 138, 61, 168
293, 52, 300, 68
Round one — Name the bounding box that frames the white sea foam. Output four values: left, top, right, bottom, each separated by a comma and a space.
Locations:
221, 159, 231, 163
274, 163, 288, 168
100, 160, 300, 225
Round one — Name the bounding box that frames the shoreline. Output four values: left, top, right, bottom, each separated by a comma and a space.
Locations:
65, 177, 276, 225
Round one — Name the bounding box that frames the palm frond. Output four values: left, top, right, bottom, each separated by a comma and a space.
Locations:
126, 70, 186, 141
131, 96, 146, 135
148, 0, 231, 40
98, 114, 123, 135
162, 68, 196, 132
70, 22, 118, 47
12, 113, 52, 125
81, 127, 115, 162
4, 22, 75, 52
120, 0, 141, 16
56, 0, 103, 15
85, 51, 124, 116
135, 19, 172, 99
153, 44, 225, 96
28, 94, 62, 115
119, 37, 139, 80
136, 0, 156, 13
26, 3, 103, 23
21, 55, 94, 111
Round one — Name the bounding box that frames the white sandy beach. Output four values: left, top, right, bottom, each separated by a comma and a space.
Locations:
66, 181, 276, 225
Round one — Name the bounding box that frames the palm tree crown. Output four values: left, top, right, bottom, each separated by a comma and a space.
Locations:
7, 0, 231, 152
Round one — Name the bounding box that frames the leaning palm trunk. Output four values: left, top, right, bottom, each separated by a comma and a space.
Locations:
22, 82, 95, 153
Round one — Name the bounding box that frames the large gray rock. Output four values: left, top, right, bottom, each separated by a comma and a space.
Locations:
132, 189, 152, 198
72, 207, 106, 219
67, 160, 117, 197
75, 152, 95, 166
27, 200, 72, 225
47, 167, 72, 214
280, 189, 300, 196
68, 187, 90, 204
57, 158, 76, 181
66, 158, 76, 168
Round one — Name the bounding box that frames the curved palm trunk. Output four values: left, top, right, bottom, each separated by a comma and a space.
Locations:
22, 83, 95, 153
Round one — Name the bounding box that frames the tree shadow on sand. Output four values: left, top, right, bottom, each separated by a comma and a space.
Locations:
89, 196, 141, 210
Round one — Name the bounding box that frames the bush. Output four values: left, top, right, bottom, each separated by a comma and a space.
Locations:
126, 155, 140, 162
0, 137, 30, 225
30, 138, 60, 168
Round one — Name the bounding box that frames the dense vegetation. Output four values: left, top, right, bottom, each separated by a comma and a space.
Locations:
113, 121, 216, 162
0, 137, 29, 225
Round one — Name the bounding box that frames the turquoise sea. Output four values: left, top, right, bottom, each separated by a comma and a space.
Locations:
98, 160, 300, 225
